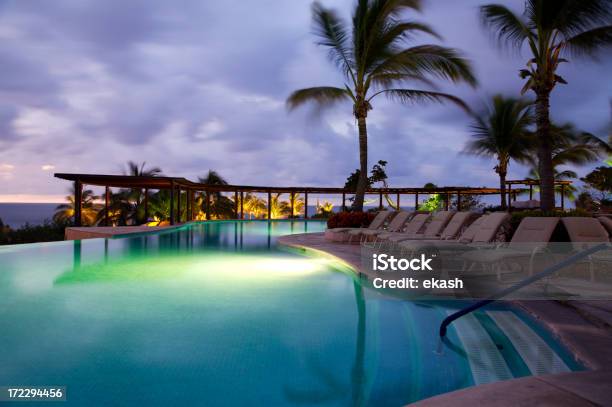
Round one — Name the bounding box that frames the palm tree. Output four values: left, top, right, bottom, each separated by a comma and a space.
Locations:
525, 122, 610, 201
242, 193, 267, 219
54, 186, 99, 226
288, 0, 477, 211
480, 0, 612, 210
121, 161, 163, 224
198, 170, 235, 219
464, 95, 534, 209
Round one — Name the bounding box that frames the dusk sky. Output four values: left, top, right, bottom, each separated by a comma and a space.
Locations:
0, 0, 610, 202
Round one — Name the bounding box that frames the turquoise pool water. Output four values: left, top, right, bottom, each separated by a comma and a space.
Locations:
0, 221, 581, 406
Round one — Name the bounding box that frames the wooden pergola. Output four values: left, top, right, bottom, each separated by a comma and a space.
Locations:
55, 173, 559, 226
505, 179, 572, 210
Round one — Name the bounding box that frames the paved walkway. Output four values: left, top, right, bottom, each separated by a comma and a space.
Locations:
409, 370, 612, 407
278, 232, 612, 406
64, 224, 182, 240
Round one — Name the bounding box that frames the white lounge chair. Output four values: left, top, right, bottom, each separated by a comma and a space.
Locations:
325, 210, 394, 242
349, 210, 413, 242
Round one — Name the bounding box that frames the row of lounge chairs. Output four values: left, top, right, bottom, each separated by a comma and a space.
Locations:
326, 210, 611, 298
326, 210, 612, 245
326, 210, 510, 245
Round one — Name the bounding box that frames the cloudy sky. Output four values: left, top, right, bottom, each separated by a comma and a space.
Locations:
0, 0, 610, 202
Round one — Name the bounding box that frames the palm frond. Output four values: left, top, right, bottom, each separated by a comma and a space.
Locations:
555, 0, 612, 38
371, 45, 477, 86
378, 89, 470, 112
564, 25, 612, 56
312, 2, 355, 81
368, 72, 438, 89
480, 4, 531, 50
286, 87, 351, 111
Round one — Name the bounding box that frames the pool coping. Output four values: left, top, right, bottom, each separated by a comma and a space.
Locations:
277, 232, 612, 406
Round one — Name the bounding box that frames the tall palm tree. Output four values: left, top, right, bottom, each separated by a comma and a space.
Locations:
480, 0, 612, 210
54, 186, 99, 226
288, 0, 477, 211
525, 122, 611, 201
464, 95, 534, 209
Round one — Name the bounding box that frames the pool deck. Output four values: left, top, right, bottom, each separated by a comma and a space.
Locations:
64, 224, 182, 240
277, 232, 612, 407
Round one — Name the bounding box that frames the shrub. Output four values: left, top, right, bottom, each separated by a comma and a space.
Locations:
327, 211, 376, 229
0, 220, 67, 245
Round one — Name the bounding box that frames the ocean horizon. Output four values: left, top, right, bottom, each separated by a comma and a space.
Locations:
0, 202, 415, 229
0, 203, 60, 228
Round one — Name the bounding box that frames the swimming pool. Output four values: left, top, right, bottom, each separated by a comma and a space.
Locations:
0, 220, 581, 406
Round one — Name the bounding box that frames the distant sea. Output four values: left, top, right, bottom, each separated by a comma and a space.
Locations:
0, 203, 60, 228
0, 203, 412, 229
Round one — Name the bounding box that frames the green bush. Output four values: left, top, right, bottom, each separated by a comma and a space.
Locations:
0, 220, 67, 245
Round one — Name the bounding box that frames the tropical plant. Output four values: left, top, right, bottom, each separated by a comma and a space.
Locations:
525, 123, 610, 200
581, 166, 612, 203
417, 183, 442, 211
480, 0, 612, 210
242, 193, 267, 219
54, 186, 99, 226
105, 161, 164, 225
314, 200, 335, 218
288, 0, 477, 211
198, 170, 235, 219
464, 95, 534, 209
280, 194, 305, 218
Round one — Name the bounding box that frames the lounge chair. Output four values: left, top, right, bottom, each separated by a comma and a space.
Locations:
325, 210, 394, 242
562, 217, 610, 243
549, 218, 612, 297
396, 212, 505, 253
348, 210, 413, 242
470, 212, 512, 244
597, 217, 612, 241
374, 213, 431, 243
461, 217, 561, 282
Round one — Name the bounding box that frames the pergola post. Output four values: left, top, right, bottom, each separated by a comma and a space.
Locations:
445, 192, 450, 211
170, 181, 175, 225
457, 191, 462, 211
74, 179, 82, 226
304, 192, 309, 219
560, 185, 565, 211
234, 191, 239, 219
529, 184, 533, 200
104, 186, 110, 226
290, 192, 295, 218
507, 184, 512, 211
342, 192, 346, 211
205, 190, 211, 220
177, 186, 182, 223
396, 193, 400, 210
379, 192, 383, 210
267, 191, 272, 220
415, 192, 419, 211
144, 188, 149, 223
240, 191, 244, 220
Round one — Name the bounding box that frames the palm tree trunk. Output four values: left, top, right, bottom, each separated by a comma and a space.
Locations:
353, 115, 368, 211
499, 171, 507, 210
535, 91, 555, 211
